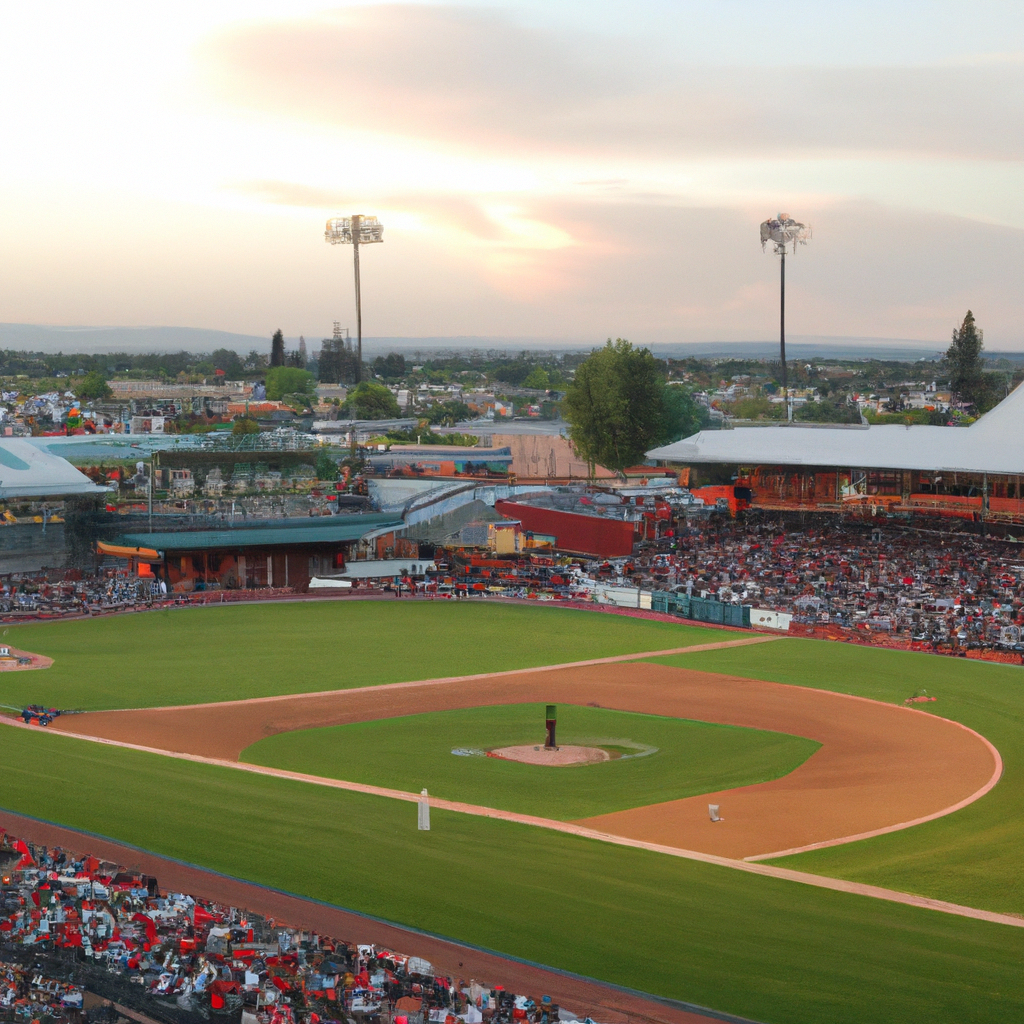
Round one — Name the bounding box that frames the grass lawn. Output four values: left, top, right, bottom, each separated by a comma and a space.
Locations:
0, 602, 726, 711
241, 703, 820, 819
651, 640, 1024, 914
1, 723, 1022, 1024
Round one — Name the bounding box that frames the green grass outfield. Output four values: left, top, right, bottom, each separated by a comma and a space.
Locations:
1, 723, 1022, 1024
0, 603, 725, 710
652, 640, 1024, 914
241, 703, 820, 819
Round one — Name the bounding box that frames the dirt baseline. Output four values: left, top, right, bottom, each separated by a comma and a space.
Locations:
50, 662, 999, 860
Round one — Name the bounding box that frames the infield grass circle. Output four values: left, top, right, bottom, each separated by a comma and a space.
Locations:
240, 703, 821, 819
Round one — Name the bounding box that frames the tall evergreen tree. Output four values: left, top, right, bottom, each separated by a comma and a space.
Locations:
270, 329, 285, 368
946, 310, 988, 411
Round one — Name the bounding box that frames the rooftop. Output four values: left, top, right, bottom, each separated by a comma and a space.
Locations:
647, 381, 1024, 476
0, 439, 108, 499
120, 512, 402, 551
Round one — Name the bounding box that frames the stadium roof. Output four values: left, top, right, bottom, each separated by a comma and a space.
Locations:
120, 513, 403, 552
0, 439, 108, 499
648, 381, 1024, 476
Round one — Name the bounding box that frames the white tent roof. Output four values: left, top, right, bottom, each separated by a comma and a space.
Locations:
647, 381, 1024, 475
0, 439, 108, 499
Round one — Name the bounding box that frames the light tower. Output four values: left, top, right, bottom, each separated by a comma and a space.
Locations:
325, 215, 384, 383
760, 213, 811, 411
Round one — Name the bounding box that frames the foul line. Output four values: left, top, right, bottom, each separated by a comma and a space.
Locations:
3, 714, 1020, 931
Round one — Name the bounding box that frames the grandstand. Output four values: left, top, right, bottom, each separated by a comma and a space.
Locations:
648, 381, 1024, 523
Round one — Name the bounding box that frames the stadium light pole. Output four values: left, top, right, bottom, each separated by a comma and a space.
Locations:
325, 215, 384, 384
760, 213, 811, 419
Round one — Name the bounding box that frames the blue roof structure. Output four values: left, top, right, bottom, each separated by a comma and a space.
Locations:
120, 512, 402, 552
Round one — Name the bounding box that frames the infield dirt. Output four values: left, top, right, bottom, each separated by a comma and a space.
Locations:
49, 662, 997, 860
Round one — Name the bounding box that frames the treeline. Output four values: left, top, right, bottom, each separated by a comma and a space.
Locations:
0, 343, 588, 388
0, 348, 266, 380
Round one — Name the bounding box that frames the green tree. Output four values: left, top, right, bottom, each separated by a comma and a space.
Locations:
270, 329, 286, 368
946, 310, 989, 411
318, 337, 360, 384
660, 386, 708, 442
244, 350, 268, 373
523, 367, 550, 389
344, 381, 402, 420
210, 349, 244, 380
75, 371, 112, 401
232, 417, 260, 435
563, 339, 665, 474
265, 367, 315, 401
315, 451, 339, 481
291, 336, 308, 369
425, 400, 472, 426
373, 353, 407, 379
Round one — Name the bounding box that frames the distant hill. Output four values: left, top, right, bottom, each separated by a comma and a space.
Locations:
0, 323, 972, 362
0, 324, 271, 354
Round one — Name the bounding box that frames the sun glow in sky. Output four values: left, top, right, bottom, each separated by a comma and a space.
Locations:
3, 2, 1024, 346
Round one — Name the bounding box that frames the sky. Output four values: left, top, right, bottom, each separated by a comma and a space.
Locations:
2, 1, 1024, 350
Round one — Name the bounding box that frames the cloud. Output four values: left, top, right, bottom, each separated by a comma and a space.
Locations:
204, 4, 1024, 161
233, 180, 511, 240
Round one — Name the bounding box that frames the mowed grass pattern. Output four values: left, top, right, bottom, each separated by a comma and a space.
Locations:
241, 703, 820, 819
652, 639, 1024, 914
0, 602, 726, 710
1, 724, 1022, 1024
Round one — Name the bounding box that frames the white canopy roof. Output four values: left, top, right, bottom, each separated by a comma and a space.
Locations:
647, 381, 1024, 476
0, 439, 108, 499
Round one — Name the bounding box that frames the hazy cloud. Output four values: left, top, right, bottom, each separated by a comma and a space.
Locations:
205, 5, 1024, 160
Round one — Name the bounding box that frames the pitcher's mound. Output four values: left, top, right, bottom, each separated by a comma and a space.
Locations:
489, 745, 610, 766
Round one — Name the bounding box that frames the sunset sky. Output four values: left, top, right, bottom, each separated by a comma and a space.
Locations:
3, 2, 1024, 348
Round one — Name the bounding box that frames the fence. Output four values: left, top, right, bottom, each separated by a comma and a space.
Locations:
650, 591, 751, 628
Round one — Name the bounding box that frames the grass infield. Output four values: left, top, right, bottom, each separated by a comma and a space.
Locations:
240, 703, 820, 819
652, 640, 1024, 914
0, 602, 726, 711
1, 724, 1022, 1024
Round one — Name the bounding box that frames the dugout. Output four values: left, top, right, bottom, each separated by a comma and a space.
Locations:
113, 512, 402, 592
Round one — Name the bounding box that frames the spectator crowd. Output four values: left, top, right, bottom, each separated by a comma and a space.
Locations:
659, 517, 1024, 653
0, 833, 589, 1024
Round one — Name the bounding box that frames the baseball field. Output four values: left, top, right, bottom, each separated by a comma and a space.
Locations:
0, 601, 1022, 1024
